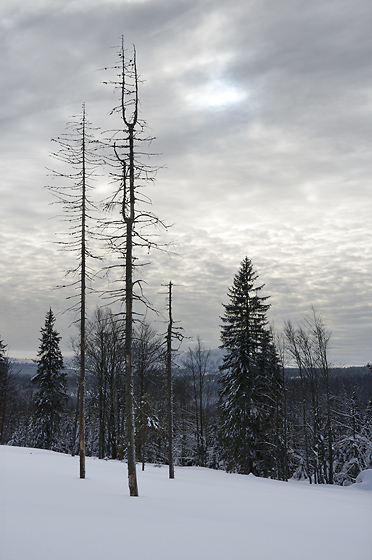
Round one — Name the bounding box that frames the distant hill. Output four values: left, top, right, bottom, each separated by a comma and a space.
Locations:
10, 359, 38, 378
11, 355, 369, 379
10, 357, 76, 379
285, 366, 370, 378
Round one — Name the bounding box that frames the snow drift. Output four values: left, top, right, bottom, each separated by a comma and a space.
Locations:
1, 446, 371, 560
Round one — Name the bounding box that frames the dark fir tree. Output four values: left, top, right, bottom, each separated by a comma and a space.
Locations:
32, 309, 67, 450
219, 257, 283, 477
0, 337, 16, 444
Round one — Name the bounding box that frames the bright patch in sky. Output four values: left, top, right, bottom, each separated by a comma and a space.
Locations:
188, 80, 247, 109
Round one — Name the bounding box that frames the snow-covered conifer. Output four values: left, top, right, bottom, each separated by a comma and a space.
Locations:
0, 336, 15, 443
219, 257, 283, 476
32, 309, 67, 450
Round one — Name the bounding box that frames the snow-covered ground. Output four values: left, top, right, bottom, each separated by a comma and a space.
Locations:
1, 446, 371, 560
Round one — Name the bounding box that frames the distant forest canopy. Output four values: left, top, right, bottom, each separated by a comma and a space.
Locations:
11, 360, 372, 415
11, 358, 372, 393
11, 358, 371, 376
10, 359, 372, 409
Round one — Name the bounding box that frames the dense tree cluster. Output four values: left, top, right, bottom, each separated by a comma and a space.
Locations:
2, 258, 371, 486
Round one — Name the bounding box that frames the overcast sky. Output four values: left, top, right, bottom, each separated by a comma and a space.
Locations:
1, 0, 371, 365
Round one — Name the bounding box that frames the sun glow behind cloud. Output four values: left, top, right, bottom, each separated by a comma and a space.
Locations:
187, 79, 247, 109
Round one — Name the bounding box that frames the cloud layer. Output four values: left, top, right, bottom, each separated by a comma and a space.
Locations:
0, 0, 371, 364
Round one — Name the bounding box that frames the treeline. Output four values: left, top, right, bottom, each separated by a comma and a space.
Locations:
1, 307, 371, 486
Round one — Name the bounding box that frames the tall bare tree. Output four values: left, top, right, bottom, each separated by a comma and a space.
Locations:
165, 281, 175, 479
163, 281, 184, 479
103, 39, 166, 496
48, 104, 102, 478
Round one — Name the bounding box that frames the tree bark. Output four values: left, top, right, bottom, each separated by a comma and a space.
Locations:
166, 281, 174, 479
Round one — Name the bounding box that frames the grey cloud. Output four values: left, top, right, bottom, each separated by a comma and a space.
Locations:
0, 0, 371, 364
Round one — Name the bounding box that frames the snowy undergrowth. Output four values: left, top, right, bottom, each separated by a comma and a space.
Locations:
1, 445, 371, 560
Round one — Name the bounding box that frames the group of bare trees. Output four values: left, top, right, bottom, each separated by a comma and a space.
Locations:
47, 39, 169, 495
283, 309, 372, 485
284, 309, 334, 483
70, 312, 219, 472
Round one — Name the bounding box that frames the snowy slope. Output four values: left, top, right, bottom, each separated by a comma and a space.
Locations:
1, 445, 371, 560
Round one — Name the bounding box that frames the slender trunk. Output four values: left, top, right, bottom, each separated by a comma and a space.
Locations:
98, 366, 105, 459
124, 123, 138, 496
326, 395, 333, 484
79, 106, 86, 479
192, 373, 200, 464
323, 365, 333, 484
282, 372, 289, 481
199, 375, 204, 466
71, 381, 80, 456
166, 281, 174, 479
141, 442, 146, 472
299, 366, 311, 483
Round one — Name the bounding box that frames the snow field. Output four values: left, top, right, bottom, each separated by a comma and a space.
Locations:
1, 445, 371, 560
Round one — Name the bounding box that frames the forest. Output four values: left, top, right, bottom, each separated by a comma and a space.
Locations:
1, 300, 371, 488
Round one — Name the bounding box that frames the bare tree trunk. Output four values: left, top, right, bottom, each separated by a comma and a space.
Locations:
311, 310, 334, 484
71, 381, 80, 456
47, 103, 101, 476
104, 38, 166, 493
123, 128, 139, 495
186, 337, 210, 466
122, 48, 139, 494
166, 281, 174, 479
79, 105, 87, 479
284, 321, 311, 482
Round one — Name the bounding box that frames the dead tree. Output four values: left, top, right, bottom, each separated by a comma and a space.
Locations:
47, 104, 102, 478
132, 321, 163, 471
85, 307, 126, 459
284, 309, 334, 484
103, 39, 167, 496
306, 309, 334, 484
284, 320, 311, 481
184, 337, 211, 467
162, 281, 184, 479
166, 281, 175, 479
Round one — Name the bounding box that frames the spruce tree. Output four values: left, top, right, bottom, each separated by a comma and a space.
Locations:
32, 309, 67, 450
0, 337, 14, 444
219, 257, 282, 476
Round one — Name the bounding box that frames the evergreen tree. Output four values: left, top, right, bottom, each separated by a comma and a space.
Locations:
0, 337, 17, 444
219, 257, 282, 476
32, 309, 67, 450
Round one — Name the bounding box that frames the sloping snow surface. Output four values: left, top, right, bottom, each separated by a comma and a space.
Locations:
1, 446, 371, 560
